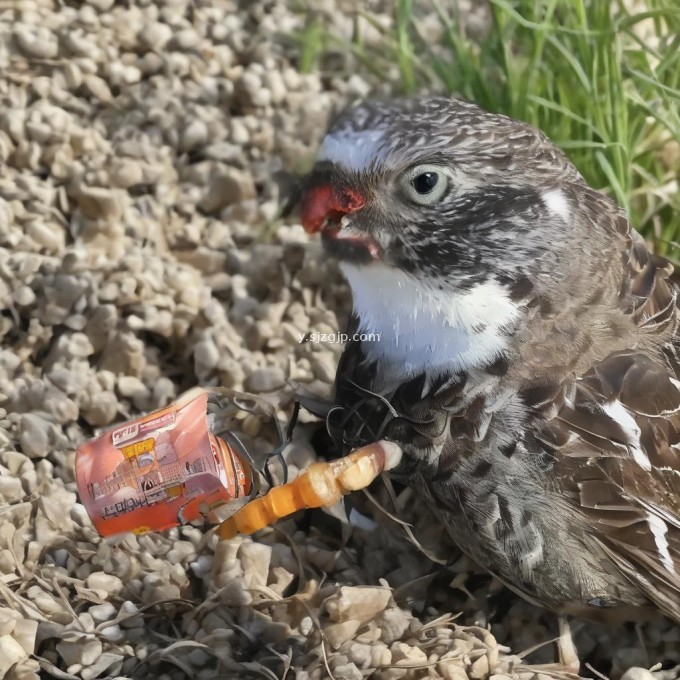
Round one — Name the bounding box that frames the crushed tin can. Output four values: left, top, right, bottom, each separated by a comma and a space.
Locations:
75, 387, 286, 537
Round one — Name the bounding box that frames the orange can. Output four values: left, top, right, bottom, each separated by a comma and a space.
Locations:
75, 387, 252, 537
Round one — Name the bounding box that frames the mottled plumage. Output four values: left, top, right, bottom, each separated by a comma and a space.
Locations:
300, 97, 680, 626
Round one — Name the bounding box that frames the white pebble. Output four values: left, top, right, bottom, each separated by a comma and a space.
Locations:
109, 159, 144, 188
26, 220, 65, 253
85, 75, 113, 102
0, 635, 29, 677
57, 638, 102, 667
14, 24, 58, 59
18, 413, 51, 459
194, 336, 220, 379
139, 22, 173, 51
89, 602, 116, 624
83, 391, 118, 427
180, 119, 208, 152
86, 572, 123, 596
620, 669, 657, 680
246, 366, 286, 393
13, 285, 36, 306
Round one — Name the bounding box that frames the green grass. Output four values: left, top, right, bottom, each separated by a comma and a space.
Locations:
292, 0, 680, 260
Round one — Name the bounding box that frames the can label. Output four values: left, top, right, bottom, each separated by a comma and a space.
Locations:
75, 388, 251, 537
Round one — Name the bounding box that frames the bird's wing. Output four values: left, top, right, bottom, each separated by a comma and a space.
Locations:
534, 353, 680, 620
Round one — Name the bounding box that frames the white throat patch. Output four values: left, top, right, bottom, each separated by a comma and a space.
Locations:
340, 262, 521, 381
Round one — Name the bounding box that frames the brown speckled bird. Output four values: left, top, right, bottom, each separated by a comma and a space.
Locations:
299, 96, 680, 665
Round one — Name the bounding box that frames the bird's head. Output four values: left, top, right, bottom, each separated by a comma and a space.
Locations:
300, 97, 626, 380
301, 97, 588, 282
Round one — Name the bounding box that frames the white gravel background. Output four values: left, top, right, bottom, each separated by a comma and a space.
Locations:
0, 1, 678, 679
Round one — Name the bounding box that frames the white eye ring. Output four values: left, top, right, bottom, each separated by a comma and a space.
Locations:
399, 164, 450, 206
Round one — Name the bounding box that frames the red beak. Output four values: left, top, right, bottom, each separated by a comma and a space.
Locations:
300, 184, 366, 233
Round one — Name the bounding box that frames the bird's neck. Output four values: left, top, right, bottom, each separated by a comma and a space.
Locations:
340, 262, 522, 385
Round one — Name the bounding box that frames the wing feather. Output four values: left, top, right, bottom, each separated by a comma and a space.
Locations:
541, 347, 680, 620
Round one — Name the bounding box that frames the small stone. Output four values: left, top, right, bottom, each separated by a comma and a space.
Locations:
89, 602, 116, 624
109, 159, 144, 188
57, 638, 102, 667
263, 70, 287, 105
141, 574, 180, 603
173, 28, 201, 51
469, 654, 489, 679
18, 413, 51, 459
614, 648, 654, 675
331, 663, 363, 680
63, 63, 83, 89
12, 618, 38, 655
180, 119, 208, 152
391, 642, 428, 665
378, 608, 411, 644
199, 168, 257, 213
139, 52, 164, 75
119, 601, 140, 620
236, 71, 271, 108
117, 375, 148, 399
326, 587, 392, 624
620, 669, 656, 680
190, 555, 212, 579
67, 332, 95, 358
44, 391, 79, 424
85, 304, 117, 352
73, 184, 124, 221
81, 652, 124, 679
324, 620, 361, 650
26, 220, 65, 252
83, 391, 118, 427
0, 476, 23, 500
230, 118, 249, 145
138, 22, 173, 51
438, 661, 470, 680
0, 635, 29, 677
14, 24, 58, 59
84, 75, 113, 102
194, 336, 220, 380
312, 353, 337, 383
349, 641, 391, 669
100, 624, 124, 643
152, 377, 176, 407
238, 541, 271, 589
85, 0, 114, 9
13, 285, 36, 306
0, 612, 17, 638
86, 572, 123, 596
246, 367, 285, 393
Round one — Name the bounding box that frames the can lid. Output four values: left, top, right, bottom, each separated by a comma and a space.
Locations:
210, 433, 252, 499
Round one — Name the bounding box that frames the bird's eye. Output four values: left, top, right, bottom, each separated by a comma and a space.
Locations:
412, 172, 439, 194
399, 164, 449, 206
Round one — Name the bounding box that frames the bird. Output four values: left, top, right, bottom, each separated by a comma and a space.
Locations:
298, 96, 680, 668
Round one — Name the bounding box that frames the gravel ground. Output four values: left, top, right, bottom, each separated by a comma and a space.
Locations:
0, 2, 678, 679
